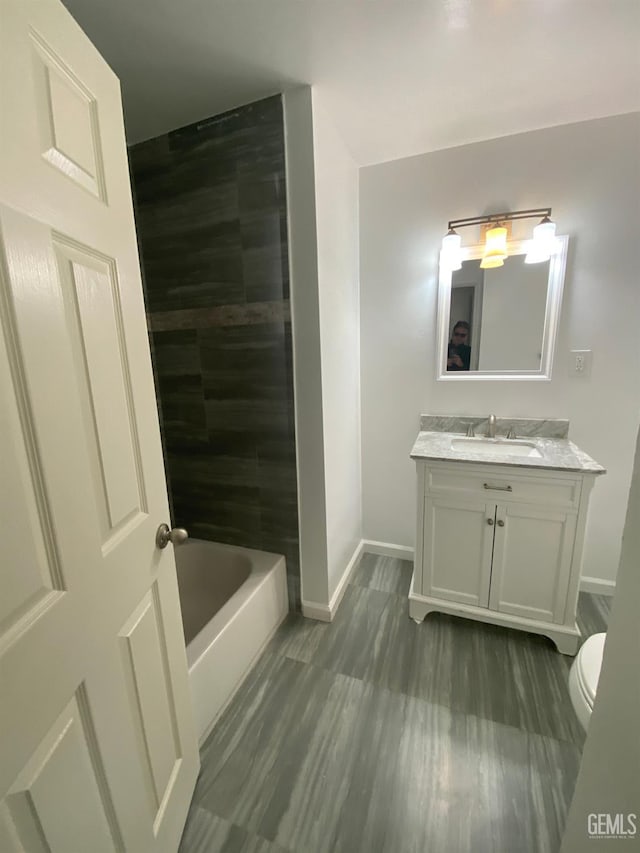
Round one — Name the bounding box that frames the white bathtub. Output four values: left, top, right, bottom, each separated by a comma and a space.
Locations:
174, 539, 288, 744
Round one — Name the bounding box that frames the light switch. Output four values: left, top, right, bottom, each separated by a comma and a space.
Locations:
570, 349, 592, 378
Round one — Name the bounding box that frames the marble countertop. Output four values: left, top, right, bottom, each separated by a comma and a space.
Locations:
410, 430, 606, 475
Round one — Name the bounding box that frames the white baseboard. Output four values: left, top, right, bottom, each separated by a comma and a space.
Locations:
300, 600, 332, 621
360, 542, 616, 598
328, 539, 364, 615
301, 539, 364, 622
301, 540, 616, 621
579, 576, 616, 596
361, 540, 415, 561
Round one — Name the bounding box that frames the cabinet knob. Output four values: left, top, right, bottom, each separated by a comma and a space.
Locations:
497, 519, 505, 527
487, 518, 494, 526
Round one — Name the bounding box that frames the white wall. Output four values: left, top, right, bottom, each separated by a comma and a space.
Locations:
284, 86, 362, 610
479, 258, 547, 371
360, 113, 640, 584
312, 91, 362, 598
282, 87, 329, 604
561, 424, 640, 850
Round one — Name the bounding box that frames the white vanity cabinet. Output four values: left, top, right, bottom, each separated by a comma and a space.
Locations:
409, 460, 597, 654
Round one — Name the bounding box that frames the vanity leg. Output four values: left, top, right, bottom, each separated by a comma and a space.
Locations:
548, 627, 581, 656
409, 597, 432, 623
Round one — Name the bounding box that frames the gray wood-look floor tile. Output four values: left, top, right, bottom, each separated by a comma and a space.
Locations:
272, 581, 585, 746
184, 657, 580, 853
267, 612, 330, 664
181, 554, 607, 853
305, 584, 418, 694
179, 806, 290, 853
576, 591, 611, 638
350, 553, 413, 596
408, 610, 585, 745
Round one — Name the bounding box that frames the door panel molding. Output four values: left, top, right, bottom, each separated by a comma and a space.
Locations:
423, 495, 494, 607
4, 690, 124, 853
53, 235, 149, 541
29, 28, 107, 201
119, 586, 183, 826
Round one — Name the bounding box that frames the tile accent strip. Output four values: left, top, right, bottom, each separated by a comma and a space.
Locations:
148, 300, 291, 332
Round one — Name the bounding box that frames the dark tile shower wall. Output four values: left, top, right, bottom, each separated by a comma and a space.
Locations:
129, 96, 300, 607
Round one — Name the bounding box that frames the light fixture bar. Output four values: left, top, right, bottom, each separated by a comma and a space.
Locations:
447, 207, 552, 231
441, 207, 558, 271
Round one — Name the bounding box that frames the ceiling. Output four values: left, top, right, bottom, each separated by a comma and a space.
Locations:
62, 0, 640, 166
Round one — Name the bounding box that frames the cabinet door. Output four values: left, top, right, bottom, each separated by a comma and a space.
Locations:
489, 503, 577, 624
422, 496, 495, 607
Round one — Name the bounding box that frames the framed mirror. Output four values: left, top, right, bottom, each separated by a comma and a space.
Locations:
436, 236, 568, 381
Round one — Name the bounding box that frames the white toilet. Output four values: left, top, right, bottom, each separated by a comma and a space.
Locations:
568, 632, 606, 731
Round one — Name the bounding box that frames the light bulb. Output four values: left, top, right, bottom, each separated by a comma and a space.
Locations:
480, 225, 507, 269
534, 218, 556, 245
441, 229, 462, 271
526, 217, 557, 262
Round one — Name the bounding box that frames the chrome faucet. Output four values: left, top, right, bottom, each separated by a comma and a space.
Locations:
487, 414, 497, 438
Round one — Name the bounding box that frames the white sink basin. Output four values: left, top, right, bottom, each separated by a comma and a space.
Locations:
451, 437, 543, 458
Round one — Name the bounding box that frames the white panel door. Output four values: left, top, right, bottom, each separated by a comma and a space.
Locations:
488, 503, 577, 624
0, 1, 199, 851
422, 496, 495, 607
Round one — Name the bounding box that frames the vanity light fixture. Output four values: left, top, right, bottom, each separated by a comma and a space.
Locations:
441, 208, 557, 270
480, 225, 508, 269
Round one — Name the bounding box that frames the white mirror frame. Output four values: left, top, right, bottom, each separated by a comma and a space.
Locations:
436, 235, 569, 381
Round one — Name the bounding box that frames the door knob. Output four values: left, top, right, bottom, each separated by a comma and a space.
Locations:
487, 518, 494, 526
497, 520, 505, 527
156, 523, 189, 549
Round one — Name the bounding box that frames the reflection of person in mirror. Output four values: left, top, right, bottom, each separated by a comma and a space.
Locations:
447, 320, 471, 371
